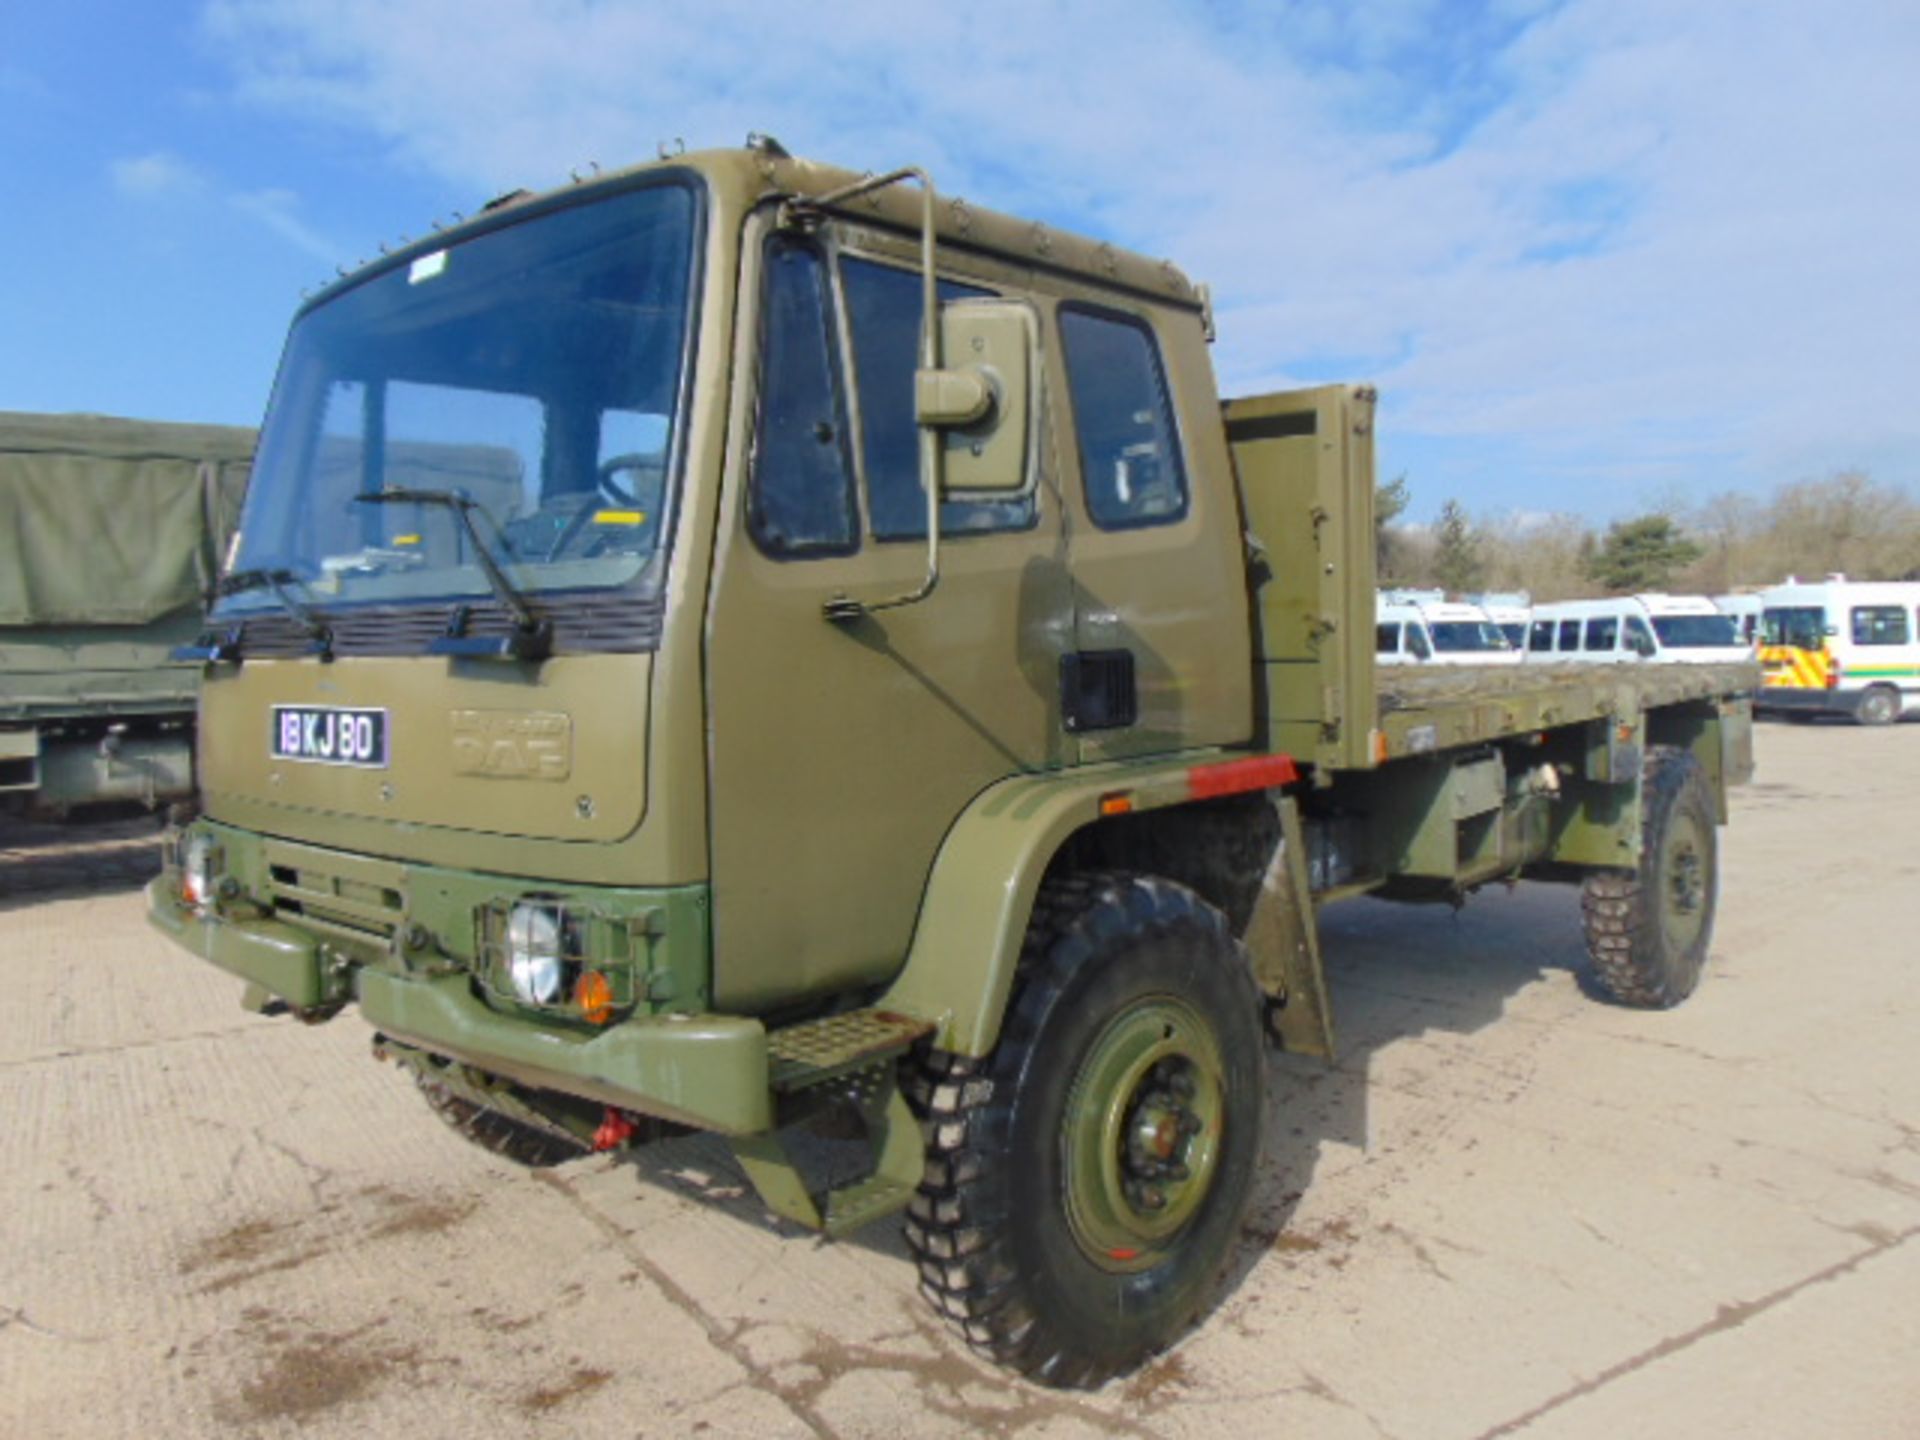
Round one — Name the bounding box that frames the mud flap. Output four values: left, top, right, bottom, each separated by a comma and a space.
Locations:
1244, 797, 1335, 1060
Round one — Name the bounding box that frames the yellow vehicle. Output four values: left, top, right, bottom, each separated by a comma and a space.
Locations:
1758, 576, 1920, 725
151, 139, 1756, 1385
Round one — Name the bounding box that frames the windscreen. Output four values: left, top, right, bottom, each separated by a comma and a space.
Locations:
1651, 614, 1740, 647
220, 182, 698, 617
1762, 606, 1825, 649
1429, 621, 1512, 653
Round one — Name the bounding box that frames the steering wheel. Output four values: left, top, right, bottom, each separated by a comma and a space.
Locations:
541, 455, 661, 562
596, 452, 656, 507
543, 492, 608, 563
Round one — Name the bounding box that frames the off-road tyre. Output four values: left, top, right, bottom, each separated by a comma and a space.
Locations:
413, 1069, 587, 1169
906, 873, 1265, 1388
1855, 685, 1900, 727
1581, 748, 1718, 1009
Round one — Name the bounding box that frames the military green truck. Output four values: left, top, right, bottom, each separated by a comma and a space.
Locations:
149, 139, 1756, 1386
1, 412, 251, 817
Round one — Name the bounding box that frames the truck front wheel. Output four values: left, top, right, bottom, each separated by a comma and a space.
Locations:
906, 873, 1265, 1387
1581, 748, 1719, 1008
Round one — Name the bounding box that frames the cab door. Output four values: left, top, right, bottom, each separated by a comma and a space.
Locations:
703, 222, 1071, 1013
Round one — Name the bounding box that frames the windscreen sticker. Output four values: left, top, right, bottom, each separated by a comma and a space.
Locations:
408, 250, 449, 284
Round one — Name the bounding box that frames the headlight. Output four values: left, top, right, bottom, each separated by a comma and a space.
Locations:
505, 902, 564, 1005
180, 832, 216, 909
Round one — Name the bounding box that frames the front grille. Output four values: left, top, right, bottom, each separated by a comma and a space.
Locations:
267, 861, 403, 943
230, 589, 664, 659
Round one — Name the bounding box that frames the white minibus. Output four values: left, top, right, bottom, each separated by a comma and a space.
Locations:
1525, 595, 1749, 665
1376, 593, 1522, 666
1757, 577, 1920, 724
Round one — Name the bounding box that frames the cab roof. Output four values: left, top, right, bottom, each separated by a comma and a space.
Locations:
312, 139, 1204, 316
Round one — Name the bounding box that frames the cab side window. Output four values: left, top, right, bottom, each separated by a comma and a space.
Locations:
1059, 306, 1189, 529
1625, 614, 1656, 655
840, 257, 1032, 539
1851, 606, 1909, 645
749, 240, 858, 557
1376, 623, 1399, 654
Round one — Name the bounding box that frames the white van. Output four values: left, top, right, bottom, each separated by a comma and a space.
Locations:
1376, 593, 1521, 666
1525, 595, 1749, 665
1757, 576, 1920, 724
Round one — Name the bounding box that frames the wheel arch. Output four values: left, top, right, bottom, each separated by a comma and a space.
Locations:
879, 752, 1304, 1057
1645, 696, 1751, 823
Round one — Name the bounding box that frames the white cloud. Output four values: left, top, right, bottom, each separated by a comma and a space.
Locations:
110, 148, 341, 265
111, 151, 207, 198
231, 187, 338, 264
197, 0, 1920, 518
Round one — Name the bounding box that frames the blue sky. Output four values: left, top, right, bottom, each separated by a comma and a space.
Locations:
3, 0, 1916, 524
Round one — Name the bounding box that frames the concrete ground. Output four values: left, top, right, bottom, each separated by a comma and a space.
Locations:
2, 720, 1915, 1439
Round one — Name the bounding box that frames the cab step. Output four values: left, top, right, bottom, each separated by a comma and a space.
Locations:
732, 1008, 935, 1237
766, 1007, 935, 1092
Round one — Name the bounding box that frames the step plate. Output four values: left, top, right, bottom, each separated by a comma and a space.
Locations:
767, 1009, 934, 1091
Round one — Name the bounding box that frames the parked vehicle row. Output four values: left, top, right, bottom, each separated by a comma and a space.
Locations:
1375, 590, 1747, 669
1376, 576, 1920, 727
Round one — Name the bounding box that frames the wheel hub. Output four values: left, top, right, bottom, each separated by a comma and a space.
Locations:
1061, 998, 1226, 1273
1659, 814, 1711, 953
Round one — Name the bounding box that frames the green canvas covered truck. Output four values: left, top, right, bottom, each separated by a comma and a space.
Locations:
149, 140, 1756, 1385
1, 412, 252, 817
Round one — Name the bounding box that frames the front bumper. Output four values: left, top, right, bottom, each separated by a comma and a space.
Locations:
146, 873, 775, 1138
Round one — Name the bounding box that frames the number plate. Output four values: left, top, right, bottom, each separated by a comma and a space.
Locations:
270, 706, 390, 768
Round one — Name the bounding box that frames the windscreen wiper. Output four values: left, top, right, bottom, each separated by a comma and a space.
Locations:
352, 488, 552, 660
174, 566, 332, 662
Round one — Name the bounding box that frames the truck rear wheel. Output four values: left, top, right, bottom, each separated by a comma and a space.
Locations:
906, 873, 1265, 1387
413, 1069, 587, 1169
1581, 748, 1718, 1008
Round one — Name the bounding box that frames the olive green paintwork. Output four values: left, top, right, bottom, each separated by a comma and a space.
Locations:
1227, 385, 1380, 772
200, 655, 655, 850
147, 826, 766, 1134
701, 202, 1251, 1011
1061, 994, 1226, 1271
1245, 797, 1335, 1059
877, 749, 1270, 1056
154, 817, 712, 1011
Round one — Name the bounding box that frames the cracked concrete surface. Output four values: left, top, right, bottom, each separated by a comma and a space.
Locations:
1, 722, 1916, 1438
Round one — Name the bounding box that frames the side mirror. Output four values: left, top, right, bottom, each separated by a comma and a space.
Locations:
916, 300, 1032, 494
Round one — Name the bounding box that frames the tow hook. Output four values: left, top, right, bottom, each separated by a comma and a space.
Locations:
592, 1107, 637, 1152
